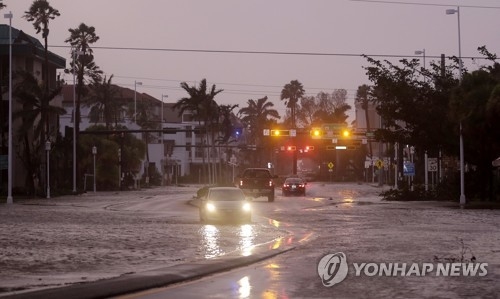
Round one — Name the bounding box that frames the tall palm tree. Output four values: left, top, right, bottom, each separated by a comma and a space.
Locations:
239, 96, 280, 167
86, 75, 120, 129
280, 80, 304, 174
65, 23, 102, 189
0, 1, 6, 9
356, 84, 374, 159
12, 71, 65, 195
239, 96, 280, 145
174, 79, 223, 183
23, 0, 60, 141
280, 80, 305, 128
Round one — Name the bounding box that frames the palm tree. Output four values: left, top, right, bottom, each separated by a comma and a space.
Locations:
239, 96, 280, 145
280, 80, 305, 128
238, 96, 280, 167
355, 84, 374, 159
0, 1, 6, 9
12, 71, 65, 195
86, 75, 121, 129
65, 23, 102, 189
174, 79, 223, 183
23, 0, 60, 141
281, 80, 304, 174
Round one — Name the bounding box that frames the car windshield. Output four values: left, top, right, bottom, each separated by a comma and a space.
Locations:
208, 189, 245, 201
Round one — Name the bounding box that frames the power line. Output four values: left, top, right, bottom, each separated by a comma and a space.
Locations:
50, 44, 491, 60
350, 0, 500, 9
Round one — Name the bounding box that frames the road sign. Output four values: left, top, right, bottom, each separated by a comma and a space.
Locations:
328, 162, 334, 169
375, 159, 384, 169
263, 129, 270, 136
428, 158, 438, 172
403, 162, 415, 176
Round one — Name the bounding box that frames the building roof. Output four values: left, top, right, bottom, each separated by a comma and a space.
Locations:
0, 24, 65, 68
60, 84, 184, 123
60, 84, 158, 104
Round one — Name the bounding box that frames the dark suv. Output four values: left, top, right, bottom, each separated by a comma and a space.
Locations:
236, 168, 277, 202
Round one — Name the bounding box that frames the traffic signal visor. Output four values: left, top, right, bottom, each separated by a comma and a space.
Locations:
271, 129, 289, 136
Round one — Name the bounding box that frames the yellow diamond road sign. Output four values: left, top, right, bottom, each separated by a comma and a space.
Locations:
328, 162, 334, 169
375, 159, 384, 169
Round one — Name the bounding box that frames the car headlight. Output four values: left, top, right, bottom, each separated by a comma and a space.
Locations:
242, 202, 251, 212
206, 202, 216, 212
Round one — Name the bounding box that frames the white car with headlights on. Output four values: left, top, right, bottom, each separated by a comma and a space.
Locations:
199, 187, 252, 223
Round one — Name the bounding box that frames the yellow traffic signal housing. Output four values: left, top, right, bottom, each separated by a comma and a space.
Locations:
271, 129, 290, 136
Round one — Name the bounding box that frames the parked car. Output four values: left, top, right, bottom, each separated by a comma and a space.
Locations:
199, 187, 252, 223
236, 168, 277, 202
282, 177, 307, 196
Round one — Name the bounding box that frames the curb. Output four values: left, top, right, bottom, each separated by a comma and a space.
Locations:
2, 243, 295, 299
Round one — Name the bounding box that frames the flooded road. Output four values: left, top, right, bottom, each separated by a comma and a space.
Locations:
118, 182, 500, 299
0, 186, 286, 294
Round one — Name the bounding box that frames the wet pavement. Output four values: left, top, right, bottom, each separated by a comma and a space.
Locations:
0, 185, 289, 298
1, 182, 499, 298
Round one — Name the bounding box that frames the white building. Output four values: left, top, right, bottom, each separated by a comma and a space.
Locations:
58, 85, 231, 184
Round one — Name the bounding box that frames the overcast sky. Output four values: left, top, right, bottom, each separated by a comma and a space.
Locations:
4, 0, 500, 121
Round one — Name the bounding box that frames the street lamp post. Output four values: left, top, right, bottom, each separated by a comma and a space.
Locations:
446, 6, 466, 206
92, 146, 97, 193
45, 141, 51, 199
134, 81, 142, 123
4, 11, 13, 204
161, 94, 168, 185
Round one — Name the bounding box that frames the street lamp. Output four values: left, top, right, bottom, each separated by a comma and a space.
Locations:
414, 49, 426, 70
446, 6, 466, 206
92, 146, 97, 193
72, 48, 83, 194
161, 94, 168, 186
134, 80, 142, 123
4, 11, 13, 204
45, 141, 51, 199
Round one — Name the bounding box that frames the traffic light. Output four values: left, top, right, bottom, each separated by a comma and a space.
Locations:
304, 145, 314, 152
310, 128, 323, 139
234, 127, 242, 138
286, 145, 296, 151
341, 129, 350, 138
271, 129, 290, 136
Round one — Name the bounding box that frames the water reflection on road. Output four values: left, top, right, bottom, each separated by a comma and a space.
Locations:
198, 224, 256, 259
198, 225, 223, 259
